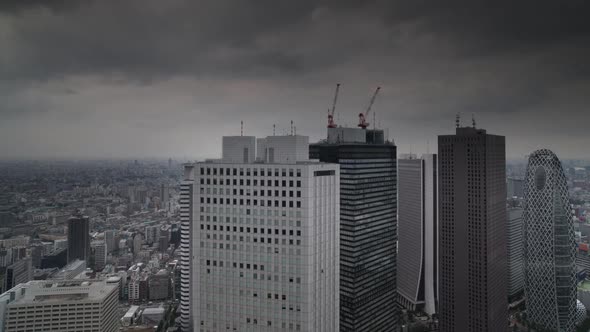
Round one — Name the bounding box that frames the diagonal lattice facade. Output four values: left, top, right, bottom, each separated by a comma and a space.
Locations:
523, 149, 577, 332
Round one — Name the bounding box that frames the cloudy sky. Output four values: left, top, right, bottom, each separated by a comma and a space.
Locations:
0, 0, 589, 160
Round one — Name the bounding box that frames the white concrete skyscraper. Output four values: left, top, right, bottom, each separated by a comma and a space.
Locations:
523, 149, 577, 331
179, 165, 194, 332
186, 134, 340, 331
397, 154, 438, 316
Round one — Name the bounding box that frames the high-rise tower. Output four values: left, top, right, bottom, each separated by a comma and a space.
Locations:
179, 165, 194, 332
397, 153, 438, 316
189, 134, 340, 331
67, 215, 90, 263
310, 127, 397, 331
523, 149, 577, 331
438, 126, 508, 332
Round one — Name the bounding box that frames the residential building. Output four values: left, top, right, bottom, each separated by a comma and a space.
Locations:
67, 215, 90, 263
128, 274, 149, 304
189, 134, 340, 331
397, 154, 438, 315
310, 127, 397, 331
523, 149, 577, 331
438, 125, 508, 332
1, 280, 118, 332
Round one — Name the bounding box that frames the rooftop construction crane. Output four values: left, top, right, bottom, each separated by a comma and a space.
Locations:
358, 86, 380, 129
327, 83, 341, 128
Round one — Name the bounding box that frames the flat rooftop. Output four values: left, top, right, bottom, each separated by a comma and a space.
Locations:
6, 280, 117, 306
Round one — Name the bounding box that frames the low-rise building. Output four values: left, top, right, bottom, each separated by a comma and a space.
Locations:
1, 279, 118, 332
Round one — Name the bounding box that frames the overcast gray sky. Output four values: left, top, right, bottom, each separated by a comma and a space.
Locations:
0, 0, 589, 160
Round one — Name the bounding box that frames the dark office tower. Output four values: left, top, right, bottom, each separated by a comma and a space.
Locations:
310, 127, 398, 332
438, 125, 508, 332
67, 215, 90, 263
398, 154, 438, 316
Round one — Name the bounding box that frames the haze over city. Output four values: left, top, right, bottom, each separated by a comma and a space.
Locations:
1, 0, 589, 159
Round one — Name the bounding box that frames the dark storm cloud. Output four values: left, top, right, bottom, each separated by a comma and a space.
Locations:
0, 0, 321, 81
2, 1, 590, 80
0, 0, 589, 158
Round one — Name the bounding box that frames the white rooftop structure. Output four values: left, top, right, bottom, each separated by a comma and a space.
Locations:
256, 135, 309, 164
222, 136, 256, 163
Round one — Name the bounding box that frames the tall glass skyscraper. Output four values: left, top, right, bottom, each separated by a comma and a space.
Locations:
310, 127, 397, 331
523, 149, 577, 332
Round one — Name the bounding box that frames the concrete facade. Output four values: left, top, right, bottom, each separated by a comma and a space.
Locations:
188, 134, 340, 331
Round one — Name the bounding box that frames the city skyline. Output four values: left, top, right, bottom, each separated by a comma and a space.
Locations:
1, 1, 589, 159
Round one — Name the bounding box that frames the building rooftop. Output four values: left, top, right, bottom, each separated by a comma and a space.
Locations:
6, 280, 117, 306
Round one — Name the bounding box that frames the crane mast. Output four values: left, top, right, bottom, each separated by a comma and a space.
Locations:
327, 83, 340, 128
358, 86, 380, 129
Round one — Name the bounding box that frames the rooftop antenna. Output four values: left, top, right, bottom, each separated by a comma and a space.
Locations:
290, 120, 293, 135
472, 113, 476, 128
455, 113, 461, 128
273, 124, 276, 136
241, 121, 243, 136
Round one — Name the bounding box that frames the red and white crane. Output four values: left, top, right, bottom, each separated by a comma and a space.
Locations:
358, 86, 380, 129
327, 83, 341, 128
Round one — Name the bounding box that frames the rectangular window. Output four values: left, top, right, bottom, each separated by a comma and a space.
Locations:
314, 170, 335, 176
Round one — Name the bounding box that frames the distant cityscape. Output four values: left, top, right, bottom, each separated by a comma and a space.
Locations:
0, 122, 589, 332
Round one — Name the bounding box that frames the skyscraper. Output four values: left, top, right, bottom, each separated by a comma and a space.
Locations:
310, 127, 397, 331
523, 149, 577, 331
438, 125, 508, 332
397, 153, 438, 316
67, 215, 90, 263
507, 207, 524, 301
179, 166, 194, 332
189, 134, 340, 331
